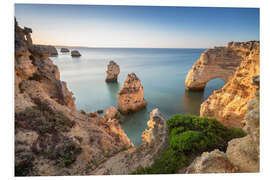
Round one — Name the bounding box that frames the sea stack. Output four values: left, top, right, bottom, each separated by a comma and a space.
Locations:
60, 48, 70, 53
105, 61, 120, 82
117, 73, 147, 114
71, 50, 81, 57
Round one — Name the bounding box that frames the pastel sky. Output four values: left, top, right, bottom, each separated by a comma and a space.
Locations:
15, 4, 259, 48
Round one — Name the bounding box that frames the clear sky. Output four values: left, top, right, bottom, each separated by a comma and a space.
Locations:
15, 4, 259, 48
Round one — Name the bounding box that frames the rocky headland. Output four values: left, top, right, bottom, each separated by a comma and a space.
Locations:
117, 73, 147, 114
185, 41, 258, 91
199, 41, 260, 127
71, 50, 81, 57
15, 19, 133, 176
105, 61, 120, 82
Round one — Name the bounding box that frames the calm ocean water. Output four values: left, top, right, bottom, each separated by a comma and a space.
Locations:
51, 47, 225, 146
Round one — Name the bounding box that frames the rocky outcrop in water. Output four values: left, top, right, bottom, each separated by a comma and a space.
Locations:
71, 50, 81, 57
15, 19, 133, 176
92, 108, 168, 175
30, 45, 58, 57
185, 41, 258, 91
186, 76, 260, 173
105, 61, 120, 82
60, 48, 70, 52
200, 41, 259, 127
117, 73, 147, 114
104, 106, 120, 120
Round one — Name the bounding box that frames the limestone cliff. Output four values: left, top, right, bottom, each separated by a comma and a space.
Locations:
185, 41, 258, 91
200, 41, 259, 127
117, 73, 147, 114
15, 19, 133, 176
186, 76, 260, 173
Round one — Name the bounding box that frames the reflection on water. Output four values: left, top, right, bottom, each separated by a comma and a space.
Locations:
51, 48, 225, 146
182, 90, 204, 115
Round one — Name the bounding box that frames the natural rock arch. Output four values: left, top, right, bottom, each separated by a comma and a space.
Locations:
185, 42, 255, 91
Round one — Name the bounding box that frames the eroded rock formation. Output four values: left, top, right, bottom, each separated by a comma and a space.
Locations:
15, 19, 133, 176
104, 106, 120, 120
92, 108, 168, 175
30, 45, 58, 57
186, 76, 260, 173
200, 41, 260, 127
185, 149, 238, 173
185, 41, 258, 91
60, 48, 70, 52
105, 61, 120, 82
71, 50, 81, 57
117, 73, 147, 114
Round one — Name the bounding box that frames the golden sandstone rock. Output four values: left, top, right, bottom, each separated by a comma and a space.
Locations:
117, 73, 147, 114
200, 41, 259, 127
186, 76, 260, 173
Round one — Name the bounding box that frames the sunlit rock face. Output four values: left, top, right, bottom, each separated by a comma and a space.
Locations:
117, 73, 147, 114
185, 149, 238, 173
142, 108, 167, 146
105, 61, 120, 82
15, 19, 134, 176
226, 76, 260, 172
104, 106, 120, 120
200, 41, 259, 127
92, 108, 168, 175
186, 76, 260, 173
185, 41, 258, 91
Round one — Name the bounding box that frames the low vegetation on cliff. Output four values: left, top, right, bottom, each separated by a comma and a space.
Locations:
132, 114, 245, 174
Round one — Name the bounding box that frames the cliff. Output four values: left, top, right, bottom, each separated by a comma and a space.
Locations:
185, 41, 258, 91
200, 41, 260, 127
15, 19, 133, 176
186, 76, 260, 173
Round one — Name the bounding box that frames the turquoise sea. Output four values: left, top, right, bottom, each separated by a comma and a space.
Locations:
51, 48, 225, 146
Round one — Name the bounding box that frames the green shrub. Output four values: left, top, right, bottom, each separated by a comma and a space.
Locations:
132, 114, 246, 174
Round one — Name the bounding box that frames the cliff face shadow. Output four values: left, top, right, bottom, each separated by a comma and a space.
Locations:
182, 90, 204, 116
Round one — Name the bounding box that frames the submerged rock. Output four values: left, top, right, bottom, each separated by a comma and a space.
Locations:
117, 73, 147, 114
60, 48, 70, 53
105, 61, 120, 82
71, 50, 81, 57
